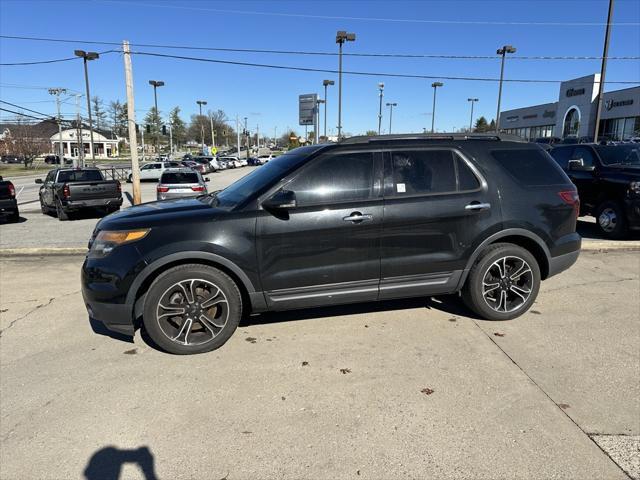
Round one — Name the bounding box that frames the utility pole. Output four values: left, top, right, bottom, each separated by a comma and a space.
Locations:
467, 98, 479, 131
322, 79, 334, 139
377, 82, 384, 135
196, 100, 207, 154
256, 124, 260, 149
168, 124, 173, 157
122, 41, 141, 205
316, 99, 324, 143
431, 82, 443, 133
236, 115, 241, 157
75, 93, 84, 167
336, 31, 355, 139
274, 126, 277, 146
244, 116, 250, 159
495, 45, 516, 132
210, 114, 215, 151
593, 0, 615, 144
48, 88, 67, 166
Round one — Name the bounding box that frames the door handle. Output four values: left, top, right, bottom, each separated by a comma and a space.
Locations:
465, 202, 491, 211
343, 212, 373, 223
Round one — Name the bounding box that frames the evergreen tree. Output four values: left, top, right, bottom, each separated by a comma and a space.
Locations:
169, 107, 187, 147
474, 116, 489, 133
92, 96, 107, 131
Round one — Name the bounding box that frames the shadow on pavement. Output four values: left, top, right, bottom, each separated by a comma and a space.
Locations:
83, 446, 158, 480
577, 218, 640, 240
89, 317, 134, 344
0, 216, 27, 224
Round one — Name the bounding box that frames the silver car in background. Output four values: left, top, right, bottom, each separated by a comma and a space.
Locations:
156, 168, 209, 200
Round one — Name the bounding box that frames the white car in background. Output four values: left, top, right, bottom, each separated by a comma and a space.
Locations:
219, 156, 243, 168
128, 161, 182, 182
257, 154, 273, 165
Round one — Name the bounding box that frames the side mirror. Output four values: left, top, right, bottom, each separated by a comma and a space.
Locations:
35, 179, 43, 184
204, 177, 210, 182
262, 189, 296, 210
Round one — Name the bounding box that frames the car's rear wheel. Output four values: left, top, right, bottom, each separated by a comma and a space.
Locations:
462, 243, 540, 320
595, 200, 628, 240
56, 200, 69, 221
142, 264, 242, 355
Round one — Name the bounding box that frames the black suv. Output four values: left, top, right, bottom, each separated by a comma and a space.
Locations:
550, 143, 640, 238
82, 134, 581, 355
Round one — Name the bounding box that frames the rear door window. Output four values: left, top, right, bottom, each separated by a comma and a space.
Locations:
491, 149, 569, 186
161, 172, 200, 184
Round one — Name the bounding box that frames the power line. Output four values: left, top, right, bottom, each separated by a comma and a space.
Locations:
0, 100, 54, 118
131, 50, 640, 84
0, 107, 49, 121
95, 1, 640, 26
1, 35, 638, 61
0, 49, 118, 66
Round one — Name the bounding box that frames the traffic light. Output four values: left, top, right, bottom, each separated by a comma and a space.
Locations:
146, 124, 151, 134
135, 124, 139, 133
162, 125, 167, 136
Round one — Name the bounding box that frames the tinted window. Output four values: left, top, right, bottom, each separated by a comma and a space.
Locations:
595, 145, 640, 165
391, 150, 456, 195
57, 170, 104, 182
161, 172, 199, 184
491, 149, 568, 186
457, 156, 481, 190
287, 152, 373, 205
549, 146, 574, 169
572, 146, 596, 168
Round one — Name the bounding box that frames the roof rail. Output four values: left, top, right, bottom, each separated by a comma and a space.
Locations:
339, 132, 526, 144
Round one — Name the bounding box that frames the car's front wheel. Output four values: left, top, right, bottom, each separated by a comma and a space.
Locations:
595, 200, 628, 239
462, 243, 540, 320
142, 264, 242, 354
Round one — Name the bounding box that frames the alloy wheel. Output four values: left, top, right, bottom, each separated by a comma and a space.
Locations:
598, 207, 617, 233
482, 256, 533, 313
156, 278, 229, 346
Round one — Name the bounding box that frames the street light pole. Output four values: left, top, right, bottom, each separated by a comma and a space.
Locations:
196, 100, 207, 153
386, 102, 397, 134
48, 88, 67, 166
148, 80, 164, 157
496, 45, 516, 132
74, 50, 99, 163
316, 99, 325, 143
322, 79, 334, 139
431, 82, 443, 133
467, 98, 479, 131
593, 0, 615, 144
335, 31, 355, 140
377, 82, 384, 135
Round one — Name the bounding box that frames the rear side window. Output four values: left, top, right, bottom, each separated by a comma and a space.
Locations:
161, 172, 199, 184
57, 170, 104, 182
457, 156, 480, 190
287, 152, 373, 205
491, 149, 568, 186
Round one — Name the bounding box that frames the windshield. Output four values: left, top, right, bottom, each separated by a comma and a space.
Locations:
596, 145, 640, 165
57, 169, 104, 182
211, 146, 325, 208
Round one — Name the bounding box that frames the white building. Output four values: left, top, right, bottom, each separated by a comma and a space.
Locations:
50, 128, 119, 159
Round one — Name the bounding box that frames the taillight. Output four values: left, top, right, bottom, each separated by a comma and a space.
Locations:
157, 185, 169, 193
8, 182, 15, 197
191, 185, 205, 192
62, 183, 70, 199
116, 181, 121, 194
559, 190, 580, 216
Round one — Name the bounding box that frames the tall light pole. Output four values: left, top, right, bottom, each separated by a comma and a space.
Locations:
496, 45, 516, 132
336, 30, 356, 140
75, 93, 84, 167
467, 98, 479, 131
322, 79, 334, 139
316, 99, 325, 143
244, 116, 250, 158
386, 102, 397, 134
431, 82, 443, 133
196, 100, 207, 153
377, 82, 385, 135
74, 50, 99, 163
593, 0, 615, 144
148, 80, 164, 157
48, 88, 67, 165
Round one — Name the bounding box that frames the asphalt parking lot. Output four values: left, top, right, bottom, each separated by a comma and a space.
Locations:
0, 250, 638, 479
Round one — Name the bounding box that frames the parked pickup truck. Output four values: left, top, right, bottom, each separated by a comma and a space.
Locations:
550, 143, 640, 239
36, 168, 123, 221
0, 176, 19, 222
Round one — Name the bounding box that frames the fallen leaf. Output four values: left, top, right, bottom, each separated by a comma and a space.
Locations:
364, 325, 369, 328
339, 368, 351, 374
245, 337, 257, 343
494, 332, 505, 337
448, 318, 457, 322
301, 361, 309, 366
241, 431, 252, 434
558, 403, 570, 410
421, 387, 435, 396
123, 348, 137, 355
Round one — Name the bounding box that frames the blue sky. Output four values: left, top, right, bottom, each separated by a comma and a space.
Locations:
1, 0, 639, 137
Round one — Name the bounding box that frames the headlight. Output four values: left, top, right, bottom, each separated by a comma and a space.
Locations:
89, 229, 150, 258
630, 181, 640, 195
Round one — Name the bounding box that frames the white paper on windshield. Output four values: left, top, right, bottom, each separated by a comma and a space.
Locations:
397, 183, 406, 193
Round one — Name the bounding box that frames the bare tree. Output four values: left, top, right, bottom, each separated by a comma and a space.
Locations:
10, 119, 49, 168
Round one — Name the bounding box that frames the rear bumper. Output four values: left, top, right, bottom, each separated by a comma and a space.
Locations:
548, 247, 581, 278
0, 198, 18, 215
63, 197, 122, 211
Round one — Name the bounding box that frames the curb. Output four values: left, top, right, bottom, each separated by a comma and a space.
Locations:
1, 242, 639, 257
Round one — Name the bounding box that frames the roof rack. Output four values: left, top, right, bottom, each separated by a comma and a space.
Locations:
339, 133, 526, 144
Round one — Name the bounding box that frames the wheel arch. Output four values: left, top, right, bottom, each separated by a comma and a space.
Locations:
127, 252, 258, 319
458, 228, 551, 288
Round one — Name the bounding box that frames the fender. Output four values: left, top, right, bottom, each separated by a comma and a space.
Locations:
457, 228, 551, 288
125, 250, 257, 307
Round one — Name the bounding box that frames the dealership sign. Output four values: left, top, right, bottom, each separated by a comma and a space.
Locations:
605, 99, 634, 111
566, 88, 585, 97
299, 94, 317, 126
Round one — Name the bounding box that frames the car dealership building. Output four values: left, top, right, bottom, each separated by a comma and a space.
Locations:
499, 74, 639, 141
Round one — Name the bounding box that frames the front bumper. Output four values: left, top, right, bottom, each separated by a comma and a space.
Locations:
83, 291, 135, 336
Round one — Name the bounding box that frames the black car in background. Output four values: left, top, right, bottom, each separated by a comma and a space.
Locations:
550, 143, 640, 238
0, 176, 19, 222
82, 134, 581, 355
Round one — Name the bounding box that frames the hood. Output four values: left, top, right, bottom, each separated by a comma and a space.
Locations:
96, 197, 222, 230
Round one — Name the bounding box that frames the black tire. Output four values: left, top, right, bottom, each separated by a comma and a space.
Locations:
8, 211, 20, 223
595, 200, 628, 240
40, 197, 49, 215
127, 174, 133, 183
462, 243, 541, 321
56, 200, 69, 221
142, 264, 242, 355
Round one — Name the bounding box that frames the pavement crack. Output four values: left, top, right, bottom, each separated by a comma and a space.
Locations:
0, 290, 81, 337
473, 320, 635, 480
544, 277, 636, 293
